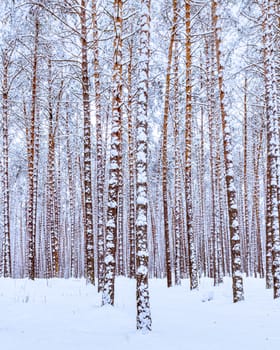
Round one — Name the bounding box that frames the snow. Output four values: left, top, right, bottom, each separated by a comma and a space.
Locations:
136, 151, 146, 162
137, 172, 147, 184
104, 254, 114, 264
136, 211, 147, 226
137, 265, 148, 275
1, 277, 280, 350
136, 195, 147, 205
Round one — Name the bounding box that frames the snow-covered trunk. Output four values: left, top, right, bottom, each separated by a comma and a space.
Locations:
205, 37, 213, 279
33, 122, 40, 277
127, 40, 136, 278
2, 51, 11, 278
55, 127, 62, 277
46, 60, 61, 278
102, 0, 123, 306
162, 0, 178, 288
173, 11, 181, 286
216, 171, 225, 283
117, 168, 124, 276
212, 0, 244, 302
77, 150, 86, 278
149, 166, 163, 279
252, 130, 264, 278
92, 0, 104, 292
263, 0, 273, 291
116, 107, 124, 277
80, 0, 95, 285
206, 33, 223, 285
243, 76, 251, 277
46, 100, 57, 277
197, 59, 206, 279
135, 0, 152, 332
65, 105, 77, 278
185, 0, 198, 290
263, 0, 280, 298
150, 203, 161, 278
26, 17, 39, 280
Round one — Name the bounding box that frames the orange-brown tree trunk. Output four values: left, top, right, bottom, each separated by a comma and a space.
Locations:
185, 0, 198, 290
212, 0, 244, 302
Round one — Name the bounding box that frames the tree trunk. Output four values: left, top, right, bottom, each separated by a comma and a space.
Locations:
162, 0, 178, 288
80, 0, 95, 285
26, 17, 40, 280
2, 50, 12, 278
102, 0, 123, 306
212, 0, 244, 302
136, 0, 152, 332
185, 0, 198, 290
92, 0, 105, 292
263, 0, 280, 298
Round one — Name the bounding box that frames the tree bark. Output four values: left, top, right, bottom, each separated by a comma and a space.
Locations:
102, 0, 123, 306
1, 50, 12, 278
80, 0, 95, 285
136, 0, 152, 332
185, 0, 198, 290
212, 0, 244, 302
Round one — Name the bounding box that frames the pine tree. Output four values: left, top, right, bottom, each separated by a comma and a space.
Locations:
1, 47, 12, 277
263, 0, 280, 298
80, 0, 95, 285
161, 0, 177, 288
212, 0, 244, 302
26, 13, 40, 280
92, 0, 105, 293
136, 0, 152, 332
102, 0, 123, 306
185, 0, 198, 291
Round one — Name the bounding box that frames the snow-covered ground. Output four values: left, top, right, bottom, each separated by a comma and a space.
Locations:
0, 276, 279, 350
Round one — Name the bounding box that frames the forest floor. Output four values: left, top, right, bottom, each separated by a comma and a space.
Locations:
0, 276, 279, 350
